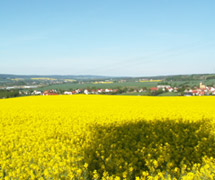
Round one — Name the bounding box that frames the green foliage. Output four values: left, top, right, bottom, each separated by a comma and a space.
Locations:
148, 89, 163, 96
0, 90, 20, 99
206, 75, 215, 80
158, 92, 179, 96
158, 81, 170, 85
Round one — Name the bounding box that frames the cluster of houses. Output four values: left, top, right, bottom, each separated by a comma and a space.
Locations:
150, 85, 178, 93
64, 88, 118, 95
184, 82, 215, 96
83, 88, 118, 94
149, 82, 215, 96
30, 88, 119, 96
25, 82, 215, 96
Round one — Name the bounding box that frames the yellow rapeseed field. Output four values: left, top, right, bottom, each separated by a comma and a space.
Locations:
1, 95, 215, 179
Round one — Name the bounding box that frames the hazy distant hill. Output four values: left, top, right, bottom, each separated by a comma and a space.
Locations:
0, 73, 215, 81
0, 74, 111, 80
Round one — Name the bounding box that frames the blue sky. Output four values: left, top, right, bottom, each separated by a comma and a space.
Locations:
0, 0, 215, 76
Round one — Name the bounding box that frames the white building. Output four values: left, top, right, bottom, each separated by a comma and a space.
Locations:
84, 89, 89, 95
32, 90, 42, 95
105, 89, 113, 93
64, 91, 72, 95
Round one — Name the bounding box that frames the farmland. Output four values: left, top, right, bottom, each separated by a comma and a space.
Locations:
2, 74, 215, 98
35, 81, 159, 91
34, 79, 215, 92
1, 95, 215, 179
34, 79, 215, 91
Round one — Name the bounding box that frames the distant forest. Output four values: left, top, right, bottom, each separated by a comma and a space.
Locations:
165, 74, 215, 81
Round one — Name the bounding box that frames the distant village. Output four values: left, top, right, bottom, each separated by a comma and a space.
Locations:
1, 74, 215, 99
26, 88, 119, 96
18, 82, 215, 96
183, 82, 215, 96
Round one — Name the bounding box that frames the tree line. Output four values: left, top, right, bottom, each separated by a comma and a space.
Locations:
0, 90, 20, 99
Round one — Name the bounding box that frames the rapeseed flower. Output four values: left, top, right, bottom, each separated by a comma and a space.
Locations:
0, 95, 215, 179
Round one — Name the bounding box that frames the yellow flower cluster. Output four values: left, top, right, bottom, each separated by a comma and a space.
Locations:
1, 95, 215, 179
31, 78, 57, 80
